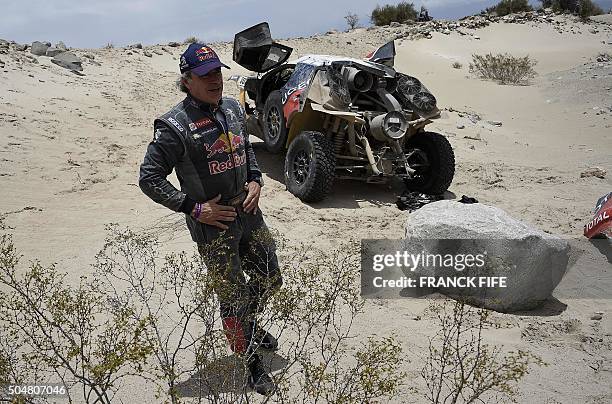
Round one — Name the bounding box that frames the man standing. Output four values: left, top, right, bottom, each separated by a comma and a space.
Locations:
139, 43, 281, 396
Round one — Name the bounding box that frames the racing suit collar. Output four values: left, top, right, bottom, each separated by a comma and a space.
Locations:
186, 93, 223, 112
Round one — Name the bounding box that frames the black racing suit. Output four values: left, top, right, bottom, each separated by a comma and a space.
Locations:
139, 94, 281, 354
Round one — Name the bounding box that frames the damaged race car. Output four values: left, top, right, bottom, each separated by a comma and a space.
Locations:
229, 22, 455, 202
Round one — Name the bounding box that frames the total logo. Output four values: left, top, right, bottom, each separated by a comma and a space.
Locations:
204, 132, 244, 158
189, 117, 213, 131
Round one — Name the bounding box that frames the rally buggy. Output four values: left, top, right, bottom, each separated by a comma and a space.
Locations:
229, 22, 455, 202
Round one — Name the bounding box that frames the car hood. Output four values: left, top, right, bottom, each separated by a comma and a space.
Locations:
233, 22, 293, 73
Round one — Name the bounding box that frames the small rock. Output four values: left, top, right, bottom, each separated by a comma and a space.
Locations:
487, 120, 502, 127
167, 41, 181, 47
390, 22, 401, 27
45, 47, 64, 57
83, 53, 95, 60
473, 35, 480, 40
51, 51, 83, 71
591, 314, 603, 320
580, 167, 607, 179
143, 50, 152, 57
71, 70, 85, 76
131, 43, 143, 49
456, 124, 465, 129
14, 44, 27, 51
469, 145, 475, 150
30, 41, 49, 56
153, 49, 163, 55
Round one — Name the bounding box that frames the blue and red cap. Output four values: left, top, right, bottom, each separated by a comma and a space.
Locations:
179, 43, 229, 76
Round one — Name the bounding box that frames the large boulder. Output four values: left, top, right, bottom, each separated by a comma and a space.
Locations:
51, 52, 83, 71
403, 200, 570, 312
30, 41, 49, 56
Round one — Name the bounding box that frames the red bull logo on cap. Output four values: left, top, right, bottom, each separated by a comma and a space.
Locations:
195, 46, 216, 62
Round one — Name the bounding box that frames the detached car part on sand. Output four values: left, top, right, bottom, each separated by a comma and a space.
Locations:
229, 22, 455, 202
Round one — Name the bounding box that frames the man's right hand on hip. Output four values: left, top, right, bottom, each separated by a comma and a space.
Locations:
192, 194, 237, 229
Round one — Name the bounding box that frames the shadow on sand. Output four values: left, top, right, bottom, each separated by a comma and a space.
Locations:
175, 350, 287, 398
252, 141, 456, 209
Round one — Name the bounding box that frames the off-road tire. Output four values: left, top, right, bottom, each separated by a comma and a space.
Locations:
262, 91, 287, 153
284, 131, 335, 202
404, 132, 455, 194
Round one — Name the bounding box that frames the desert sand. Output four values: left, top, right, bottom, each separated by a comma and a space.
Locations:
1, 12, 611, 403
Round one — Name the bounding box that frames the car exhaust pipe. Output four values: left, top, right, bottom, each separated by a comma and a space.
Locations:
369, 111, 408, 142
342, 66, 373, 93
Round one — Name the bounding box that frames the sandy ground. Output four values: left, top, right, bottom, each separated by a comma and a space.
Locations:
1, 14, 611, 403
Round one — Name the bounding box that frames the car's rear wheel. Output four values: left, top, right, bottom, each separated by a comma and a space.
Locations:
403, 132, 455, 194
284, 131, 335, 202
262, 91, 287, 153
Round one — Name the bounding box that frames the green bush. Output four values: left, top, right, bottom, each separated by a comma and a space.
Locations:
540, 0, 603, 18
371, 2, 417, 26
578, 0, 604, 18
469, 53, 538, 85
487, 0, 533, 16
183, 36, 199, 44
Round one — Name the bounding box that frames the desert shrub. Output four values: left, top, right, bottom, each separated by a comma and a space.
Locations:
0, 225, 407, 403
487, 0, 532, 16
371, 2, 417, 26
103, 42, 114, 49
452, 61, 463, 69
421, 300, 545, 403
183, 36, 199, 44
469, 53, 537, 84
345, 11, 360, 29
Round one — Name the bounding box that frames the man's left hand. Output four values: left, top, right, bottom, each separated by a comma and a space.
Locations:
243, 181, 261, 214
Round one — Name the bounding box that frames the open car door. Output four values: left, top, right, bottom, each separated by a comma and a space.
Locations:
233, 22, 293, 73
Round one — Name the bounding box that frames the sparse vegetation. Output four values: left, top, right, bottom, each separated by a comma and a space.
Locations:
469, 53, 537, 85
183, 36, 200, 44
422, 300, 545, 403
487, 0, 533, 16
344, 11, 360, 30
370, 2, 418, 26
103, 42, 114, 49
452, 61, 463, 69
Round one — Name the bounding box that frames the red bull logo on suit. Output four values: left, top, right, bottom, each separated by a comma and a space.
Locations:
204, 132, 244, 158
203, 132, 246, 174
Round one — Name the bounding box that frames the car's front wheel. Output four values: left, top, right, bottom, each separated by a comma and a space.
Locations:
284, 131, 335, 202
262, 91, 287, 153
403, 132, 455, 194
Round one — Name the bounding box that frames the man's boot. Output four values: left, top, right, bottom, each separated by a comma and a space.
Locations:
249, 320, 278, 351
247, 353, 276, 396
